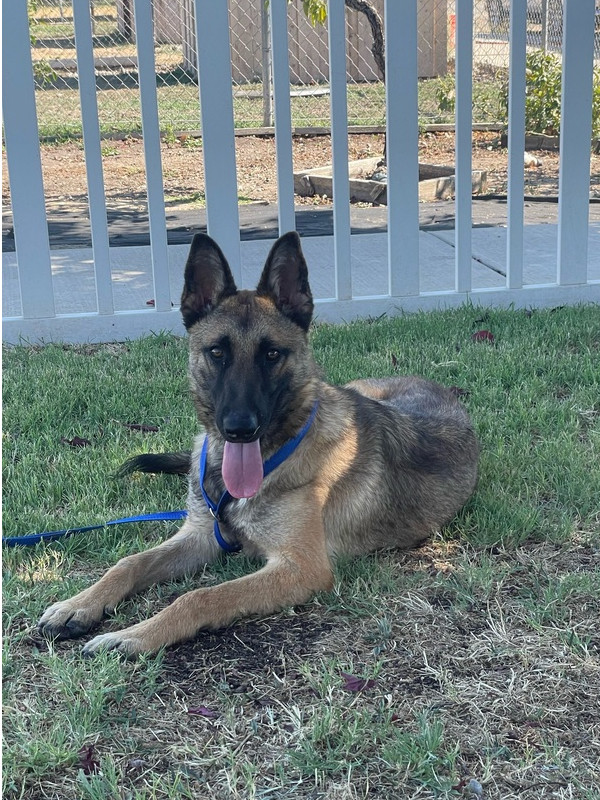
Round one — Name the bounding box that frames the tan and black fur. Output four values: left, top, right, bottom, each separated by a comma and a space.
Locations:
38, 232, 478, 656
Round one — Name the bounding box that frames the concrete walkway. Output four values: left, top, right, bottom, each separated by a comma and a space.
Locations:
3, 201, 600, 320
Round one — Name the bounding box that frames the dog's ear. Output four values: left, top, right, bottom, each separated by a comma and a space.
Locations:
180, 234, 238, 329
256, 231, 313, 331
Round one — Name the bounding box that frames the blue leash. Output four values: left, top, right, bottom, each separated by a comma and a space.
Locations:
2, 511, 187, 548
3, 402, 319, 551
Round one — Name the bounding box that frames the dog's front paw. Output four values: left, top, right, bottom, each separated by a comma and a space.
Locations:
82, 625, 155, 659
38, 599, 108, 640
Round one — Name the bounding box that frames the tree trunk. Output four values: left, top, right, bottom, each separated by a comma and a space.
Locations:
344, 0, 385, 82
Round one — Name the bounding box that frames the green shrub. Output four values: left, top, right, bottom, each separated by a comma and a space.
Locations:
503, 50, 600, 139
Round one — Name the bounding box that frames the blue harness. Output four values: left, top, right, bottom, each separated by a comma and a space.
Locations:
198, 401, 319, 552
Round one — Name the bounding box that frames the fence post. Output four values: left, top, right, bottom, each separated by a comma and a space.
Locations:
557, 0, 595, 286
541, 0, 549, 52
261, 1, 273, 128
385, 0, 419, 297
328, 0, 352, 301
73, 0, 114, 315
454, 0, 473, 294
2, 1, 55, 320
506, 0, 527, 289
193, 0, 241, 280
269, 0, 296, 236
133, 0, 172, 312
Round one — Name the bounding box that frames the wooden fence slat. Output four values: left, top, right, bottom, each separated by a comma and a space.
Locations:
194, 0, 241, 280
328, 0, 352, 301
454, 0, 473, 293
557, 0, 595, 286
386, 0, 420, 297
2, 1, 55, 320
506, 0, 527, 290
73, 0, 114, 315
133, 0, 172, 312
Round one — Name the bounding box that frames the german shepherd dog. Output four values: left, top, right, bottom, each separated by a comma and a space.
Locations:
38, 232, 478, 656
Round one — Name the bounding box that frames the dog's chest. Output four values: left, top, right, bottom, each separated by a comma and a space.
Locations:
225, 496, 266, 542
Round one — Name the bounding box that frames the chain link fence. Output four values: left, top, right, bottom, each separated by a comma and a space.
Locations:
28, 0, 598, 141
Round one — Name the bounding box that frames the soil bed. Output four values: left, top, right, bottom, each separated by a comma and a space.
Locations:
4, 131, 599, 222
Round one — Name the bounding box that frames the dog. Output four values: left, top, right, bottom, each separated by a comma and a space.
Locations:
38, 232, 479, 656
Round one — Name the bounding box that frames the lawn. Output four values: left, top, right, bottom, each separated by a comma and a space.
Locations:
2, 306, 600, 799
28, 3, 507, 139
32, 78, 508, 141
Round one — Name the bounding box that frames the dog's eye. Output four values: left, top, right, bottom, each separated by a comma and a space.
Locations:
266, 349, 281, 362
209, 347, 224, 360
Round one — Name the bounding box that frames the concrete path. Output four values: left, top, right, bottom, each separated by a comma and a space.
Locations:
3, 201, 600, 319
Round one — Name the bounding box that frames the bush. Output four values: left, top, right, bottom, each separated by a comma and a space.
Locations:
503, 50, 600, 139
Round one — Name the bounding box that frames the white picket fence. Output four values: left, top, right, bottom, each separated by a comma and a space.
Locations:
2, 0, 599, 345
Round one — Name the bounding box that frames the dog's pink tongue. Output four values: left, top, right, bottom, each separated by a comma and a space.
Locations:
222, 439, 263, 498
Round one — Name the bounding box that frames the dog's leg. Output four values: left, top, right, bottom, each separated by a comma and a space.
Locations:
81, 495, 333, 657
38, 516, 219, 640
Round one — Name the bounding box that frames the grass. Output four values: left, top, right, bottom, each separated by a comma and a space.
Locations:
32, 78, 507, 141
3, 306, 600, 799
27, 2, 510, 140
28, 4, 506, 140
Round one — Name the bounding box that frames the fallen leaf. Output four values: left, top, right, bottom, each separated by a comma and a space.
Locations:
78, 744, 100, 775
61, 436, 92, 448
187, 705, 219, 718
340, 672, 376, 692
471, 330, 495, 343
146, 299, 175, 307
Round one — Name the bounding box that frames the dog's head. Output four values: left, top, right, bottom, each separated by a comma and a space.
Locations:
181, 232, 319, 497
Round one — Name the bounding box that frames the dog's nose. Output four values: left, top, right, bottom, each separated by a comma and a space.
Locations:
222, 412, 260, 443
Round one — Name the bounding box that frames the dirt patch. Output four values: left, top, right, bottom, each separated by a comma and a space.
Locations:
4, 132, 598, 221
141, 538, 600, 799
162, 610, 342, 701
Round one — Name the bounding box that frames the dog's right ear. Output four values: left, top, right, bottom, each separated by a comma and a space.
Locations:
180, 234, 238, 329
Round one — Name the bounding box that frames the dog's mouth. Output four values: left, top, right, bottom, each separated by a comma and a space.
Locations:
222, 439, 263, 499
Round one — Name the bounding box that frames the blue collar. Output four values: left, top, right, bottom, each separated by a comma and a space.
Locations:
199, 401, 319, 553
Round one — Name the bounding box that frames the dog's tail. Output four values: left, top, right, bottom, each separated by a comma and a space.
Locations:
118, 452, 191, 477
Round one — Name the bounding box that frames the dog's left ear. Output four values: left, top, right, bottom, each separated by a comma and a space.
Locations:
180, 234, 238, 329
256, 231, 313, 331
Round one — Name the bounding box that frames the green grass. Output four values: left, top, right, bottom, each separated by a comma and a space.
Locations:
3, 306, 600, 799
28, 3, 508, 138
31, 77, 506, 140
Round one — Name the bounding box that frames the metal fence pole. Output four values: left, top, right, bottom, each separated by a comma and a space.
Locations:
269, 0, 295, 236
261, 1, 273, 128
541, 0, 549, 52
